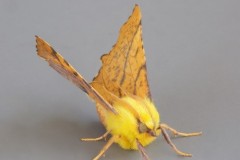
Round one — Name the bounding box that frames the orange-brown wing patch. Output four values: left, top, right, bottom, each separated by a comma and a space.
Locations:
35, 36, 117, 114
91, 5, 151, 104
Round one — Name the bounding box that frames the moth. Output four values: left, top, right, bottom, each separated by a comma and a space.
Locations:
35, 4, 201, 160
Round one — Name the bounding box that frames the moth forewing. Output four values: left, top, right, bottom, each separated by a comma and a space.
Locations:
35, 36, 117, 114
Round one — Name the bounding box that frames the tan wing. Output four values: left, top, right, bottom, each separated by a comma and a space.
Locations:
91, 5, 151, 104
35, 36, 117, 114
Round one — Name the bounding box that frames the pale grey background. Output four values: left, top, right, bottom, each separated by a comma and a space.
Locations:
0, 0, 239, 160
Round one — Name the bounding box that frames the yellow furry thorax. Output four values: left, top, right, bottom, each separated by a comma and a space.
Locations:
97, 96, 161, 150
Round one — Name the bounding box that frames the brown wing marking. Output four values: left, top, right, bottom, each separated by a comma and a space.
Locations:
35, 36, 117, 114
91, 4, 151, 104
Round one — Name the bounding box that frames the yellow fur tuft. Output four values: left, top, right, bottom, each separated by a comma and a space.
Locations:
99, 96, 160, 150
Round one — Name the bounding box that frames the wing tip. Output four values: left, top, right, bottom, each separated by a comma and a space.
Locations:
35, 35, 40, 55
133, 4, 141, 19
35, 35, 43, 58
134, 4, 140, 10
35, 35, 52, 60
35, 35, 42, 45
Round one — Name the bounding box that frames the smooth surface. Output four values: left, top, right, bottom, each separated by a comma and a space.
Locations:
0, 0, 239, 160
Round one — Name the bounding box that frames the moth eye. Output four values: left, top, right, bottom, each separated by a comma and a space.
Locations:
138, 122, 148, 133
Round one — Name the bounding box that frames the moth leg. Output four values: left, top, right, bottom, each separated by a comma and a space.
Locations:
136, 139, 150, 160
92, 135, 118, 160
81, 130, 110, 141
160, 125, 192, 157
160, 123, 202, 137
